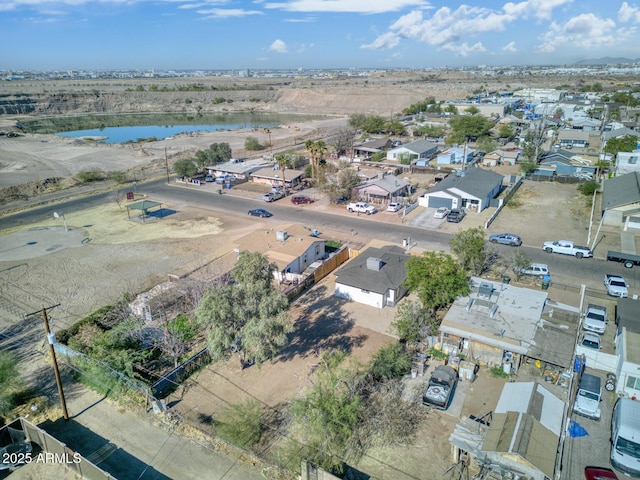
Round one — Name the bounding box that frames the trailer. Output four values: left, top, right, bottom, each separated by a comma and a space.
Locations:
607, 250, 640, 269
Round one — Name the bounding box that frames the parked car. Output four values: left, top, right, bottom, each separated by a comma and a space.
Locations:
248, 209, 272, 218
516, 263, 549, 276
262, 191, 285, 202
215, 175, 233, 184
489, 233, 522, 246
387, 202, 402, 212
434, 207, 449, 219
446, 209, 465, 223
291, 195, 313, 205
580, 332, 602, 350
205, 174, 214, 182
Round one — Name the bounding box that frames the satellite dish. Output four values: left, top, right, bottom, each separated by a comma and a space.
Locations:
53, 212, 59, 218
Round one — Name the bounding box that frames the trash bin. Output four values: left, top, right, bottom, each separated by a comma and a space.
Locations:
502, 275, 511, 284
541, 274, 551, 290
217, 188, 222, 195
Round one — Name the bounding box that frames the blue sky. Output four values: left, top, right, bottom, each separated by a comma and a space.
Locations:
2, 0, 640, 71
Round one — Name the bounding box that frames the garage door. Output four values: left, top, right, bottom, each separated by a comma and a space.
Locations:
428, 196, 453, 209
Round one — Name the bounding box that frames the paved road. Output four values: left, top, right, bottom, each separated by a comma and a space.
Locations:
2, 177, 639, 297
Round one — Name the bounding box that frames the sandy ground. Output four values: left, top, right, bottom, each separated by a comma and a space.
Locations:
0, 175, 609, 479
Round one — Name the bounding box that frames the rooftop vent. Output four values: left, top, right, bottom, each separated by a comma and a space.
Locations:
276, 230, 288, 241
366, 257, 384, 271
478, 282, 494, 299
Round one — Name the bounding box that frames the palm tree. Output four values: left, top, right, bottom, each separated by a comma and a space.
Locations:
274, 153, 287, 192
305, 139, 327, 182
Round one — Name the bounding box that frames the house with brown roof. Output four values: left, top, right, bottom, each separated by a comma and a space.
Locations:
249, 167, 305, 189
234, 224, 325, 282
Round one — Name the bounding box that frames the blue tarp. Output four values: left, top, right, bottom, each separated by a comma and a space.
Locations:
568, 420, 589, 438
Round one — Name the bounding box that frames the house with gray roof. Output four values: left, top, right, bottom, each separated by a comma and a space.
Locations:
417, 167, 503, 213
438, 277, 579, 370
333, 245, 410, 308
556, 129, 590, 148
601, 172, 640, 226
614, 298, 640, 399
386, 139, 437, 163
354, 174, 410, 205
209, 157, 272, 180
352, 137, 392, 159
616, 150, 640, 176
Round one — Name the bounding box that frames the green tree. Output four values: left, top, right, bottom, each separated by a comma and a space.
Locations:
157, 314, 198, 368
498, 123, 515, 140
465, 105, 480, 115
173, 158, 198, 177
0, 351, 20, 416
348, 113, 367, 131
450, 227, 490, 275
404, 251, 469, 313
290, 351, 362, 472
414, 124, 445, 139
244, 136, 262, 151
383, 119, 405, 136
391, 300, 436, 343
604, 135, 638, 157
444, 104, 459, 115
511, 250, 532, 281
195, 252, 293, 368
578, 180, 600, 196
195, 142, 232, 169
369, 343, 411, 381
305, 139, 328, 182
447, 115, 493, 145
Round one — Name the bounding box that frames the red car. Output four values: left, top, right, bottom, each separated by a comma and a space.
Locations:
291, 195, 313, 205
584, 467, 619, 480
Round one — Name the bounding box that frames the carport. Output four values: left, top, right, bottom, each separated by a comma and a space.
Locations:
125, 200, 164, 222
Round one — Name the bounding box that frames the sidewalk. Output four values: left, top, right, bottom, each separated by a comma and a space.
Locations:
40, 385, 264, 480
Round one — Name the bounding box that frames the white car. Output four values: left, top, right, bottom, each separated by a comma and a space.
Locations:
434, 207, 449, 219
387, 202, 402, 212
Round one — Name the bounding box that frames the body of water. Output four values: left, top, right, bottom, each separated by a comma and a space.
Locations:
56, 122, 278, 144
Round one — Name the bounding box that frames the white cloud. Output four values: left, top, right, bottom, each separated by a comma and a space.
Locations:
503, 0, 573, 21
264, 0, 431, 14
442, 41, 486, 57
197, 8, 264, 18
283, 16, 316, 22
619, 1, 640, 23
502, 41, 517, 52
268, 39, 288, 53
537, 13, 618, 52
362, 5, 516, 51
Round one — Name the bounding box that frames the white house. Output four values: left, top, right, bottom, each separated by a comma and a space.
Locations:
436, 146, 475, 165
334, 245, 409, 309
614, 299, 640, 399
616, 150, 640, 176
385, 139, 437, 163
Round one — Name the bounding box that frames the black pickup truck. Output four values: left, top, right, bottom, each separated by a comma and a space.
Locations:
422, 365, 458, 410
607, 250, 640, 269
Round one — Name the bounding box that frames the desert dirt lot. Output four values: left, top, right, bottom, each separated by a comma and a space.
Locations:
0, 175, 601, 479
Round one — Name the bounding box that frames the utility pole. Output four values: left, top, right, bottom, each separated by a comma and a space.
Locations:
165, 147, 170, 184
28, 305, 69, 420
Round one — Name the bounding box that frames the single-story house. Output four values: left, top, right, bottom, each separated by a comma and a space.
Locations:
436, 146, 476, 165
386, 139, 438, 163
616, 150, 640, 176
417, 167, 503, 213
208, 158, 272, 180
535, 154, 596, 178
235, 224, 325, 282
333, 245, 410, 308
249, 167, 305, 189
601, 172, 640, 226
354, 174, 411, 205
556, 129, 590, 149
437, 277, 579, 370
352, 138, 392, 159
614, 299, 640, 399
569, 117, 601, 132
483, 148, 520, 166
601, 127, 640, 153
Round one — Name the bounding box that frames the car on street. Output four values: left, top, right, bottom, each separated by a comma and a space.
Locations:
387, 202, 402, 212
248, 209, 272, 218
489, 233, 522, 246
434, 207, 449, 219
446, 209, 465, 223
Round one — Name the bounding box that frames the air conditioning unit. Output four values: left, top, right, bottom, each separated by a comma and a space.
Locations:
276, 230, 288, 241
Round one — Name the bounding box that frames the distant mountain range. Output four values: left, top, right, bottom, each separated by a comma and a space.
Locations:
574, 57, 640, 65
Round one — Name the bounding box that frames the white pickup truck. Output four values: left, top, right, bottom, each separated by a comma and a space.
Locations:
604, 274, 629, 298
583, 303, 607, 334
542, 240, 593, 258
346, 202, 377, 214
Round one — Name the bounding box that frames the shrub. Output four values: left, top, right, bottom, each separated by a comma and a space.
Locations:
215, 400, 263, 449
244, 136, 262, 151
369, 343, 411, 381
76, 169, 107, 183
